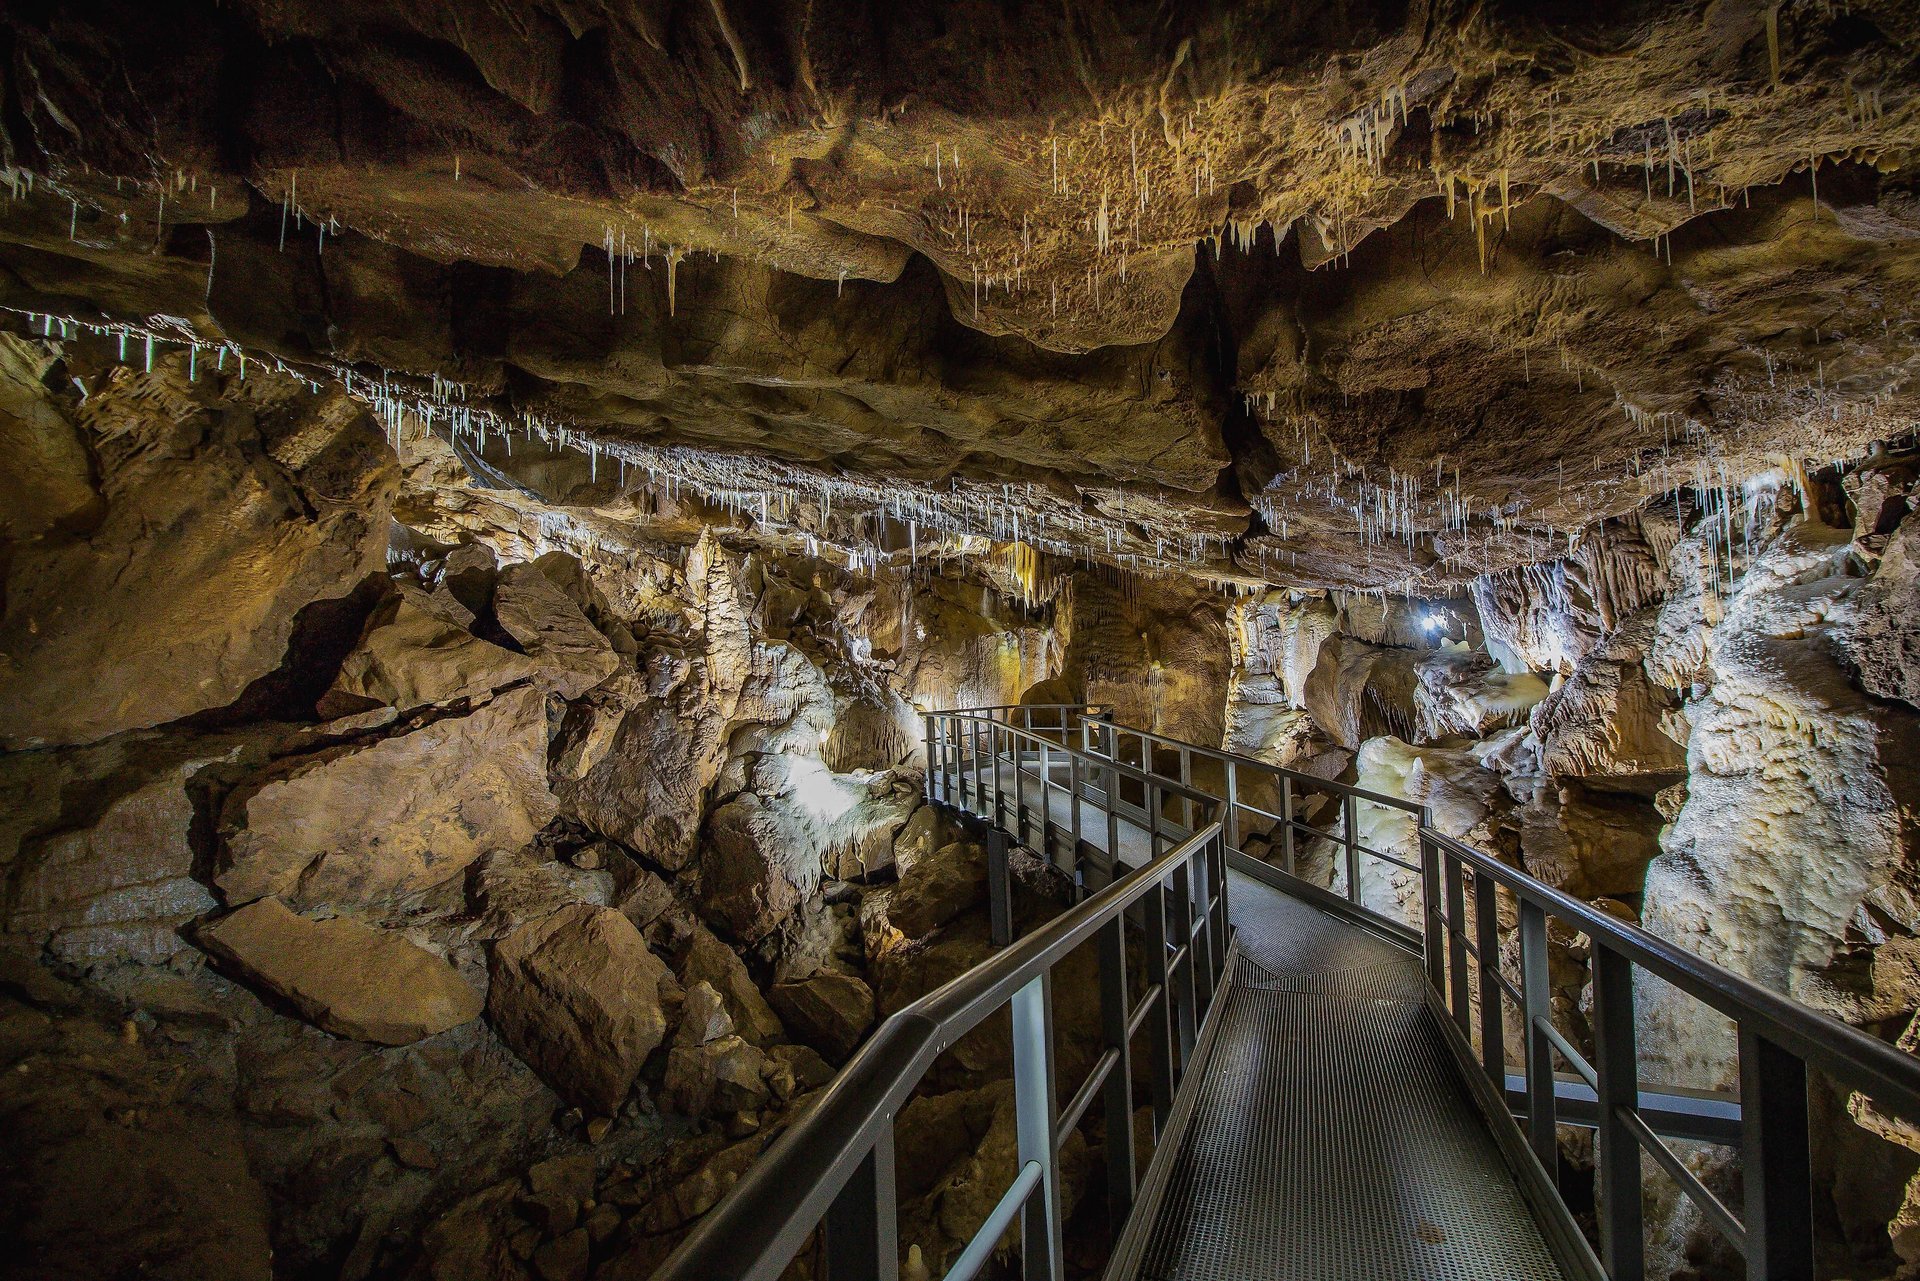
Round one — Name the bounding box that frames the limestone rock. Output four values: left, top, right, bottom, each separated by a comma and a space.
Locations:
1640, 524, 1920, 1092
216, 685, 558, 908
1, 740, 233, 966
679, 927, 784, 1046
0, 371, 394, 750
768, 969, 876, 1064
325, 589, 540, 713
1302, 636, 1421, 749
466, 845, 614, 937
487, 903, 677, 1114
887, 841, 988, 940
662, 1035, 771, 1116
1413, 646, 1548, 740
1516, 785, 1663, 900
197, 898, 481, 1045
556, 650, 730, 871
1529, 614, 1685, 782
0, 333, 99, 542
1844, 511, 1920, 710
891, 804, 960, 878
673, 980, 734, 1047
697, 792, 820, 944
494, 561, 620, 698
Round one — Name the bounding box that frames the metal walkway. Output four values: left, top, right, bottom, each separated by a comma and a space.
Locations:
948, 761, 1564, 1279
1131, 872, 1563, 1281
654, 705, 1920, 1281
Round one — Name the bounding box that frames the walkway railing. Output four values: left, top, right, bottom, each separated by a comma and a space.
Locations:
947, 704, 1920, 1281
652, 713, 1228, 1281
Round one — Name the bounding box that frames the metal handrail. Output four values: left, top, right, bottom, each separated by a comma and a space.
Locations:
651, 715, 1230, 1281
986, 705, 1920, 1281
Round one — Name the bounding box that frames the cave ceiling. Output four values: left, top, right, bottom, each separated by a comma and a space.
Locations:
2, 0, 1918, 590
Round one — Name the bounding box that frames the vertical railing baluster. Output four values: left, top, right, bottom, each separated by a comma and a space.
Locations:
1741, 1029, 1813, 1281
1475, 868, 1504, 1083
1185, 847, 1212, 1017
1519, 899, 1557, 1180
1170, 860, 1198, 1063
1069, 751, 1083, 864
1343, 792, 1360, 908
1010, 974, 1064, 1281
1592, 945, 1645, 1281
822, 1128, 899, 1281
1420, 829, 1446, 993
1038, 739, 1052, 865
1098, 915, 1136, 1224
1208, 827, 1229, 990
1142, 881, 1175, 1132
1281, 774, 1296, 876
1445, 851, 1470, 1033
1178, 746, 1193, 834
1225, 759, 1240, 851
987, 828, 1012, 948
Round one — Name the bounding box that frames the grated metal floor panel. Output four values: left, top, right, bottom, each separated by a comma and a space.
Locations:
1129, 873, 1565, 1281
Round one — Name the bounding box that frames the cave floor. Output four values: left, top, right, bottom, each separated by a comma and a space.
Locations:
957, 761, 1567, 1280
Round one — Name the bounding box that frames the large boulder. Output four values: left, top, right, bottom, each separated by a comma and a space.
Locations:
696, 792, 821, 944
0, 368, 395, 750
487, 903, 677, 1115
197, 897, 482, 1044
0, 737, 239, 966
493, 562, 620, 698
768, 969, 876, 1064
324, 589, 541, 713
0, 333, 99, 542
886, 841, 988, 940
216, 685, 558, 908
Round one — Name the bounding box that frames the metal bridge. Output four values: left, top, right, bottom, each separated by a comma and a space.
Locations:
654, 705, 1920, 1281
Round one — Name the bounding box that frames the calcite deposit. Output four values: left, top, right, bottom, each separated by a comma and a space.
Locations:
2, 4, 1920, 1279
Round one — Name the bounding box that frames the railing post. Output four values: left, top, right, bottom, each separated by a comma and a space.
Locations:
987, 828, 1013, 947
1446, 851, 1471, 1034
1169, 860, 1198, 1063
1098, 915, 1136, 1225
1475, 868, 1504, 1084
1592, 945, 1645, 1281
1208, 828, 1230, 990
1225, 759, 1240, 850
822, 1128, 899, 1281
924, 714, 937, 804
1280, 774, 1296, 876
1015, 727, 1030, 846
1519, 900, 1557, 1180
1420, 829, 1446, 993
1184, 847, 1212, 1019
1038, 739, 1053, 864
1010, 974, 1064, 1281
1069, 751, 1083, 862
1142, 881, 1176, 1132
1740, 1029, 1813, 1281
1343, 793, 1360, 908
1178, 746, 1193, 833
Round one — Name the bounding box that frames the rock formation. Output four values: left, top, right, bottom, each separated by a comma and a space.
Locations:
2, 5, 1920, 1279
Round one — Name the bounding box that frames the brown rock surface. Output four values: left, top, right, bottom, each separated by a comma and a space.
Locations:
216, 685, 558, 908
487, 903, 677, 1115
197, 897, 482, 1045
326, 588, 542, 713
0, 361, 395, 750
768, 969, 876, 1065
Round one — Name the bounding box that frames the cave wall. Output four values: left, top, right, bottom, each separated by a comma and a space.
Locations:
0, 332, 1084, 1280
1217, 456, 1920, 1279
